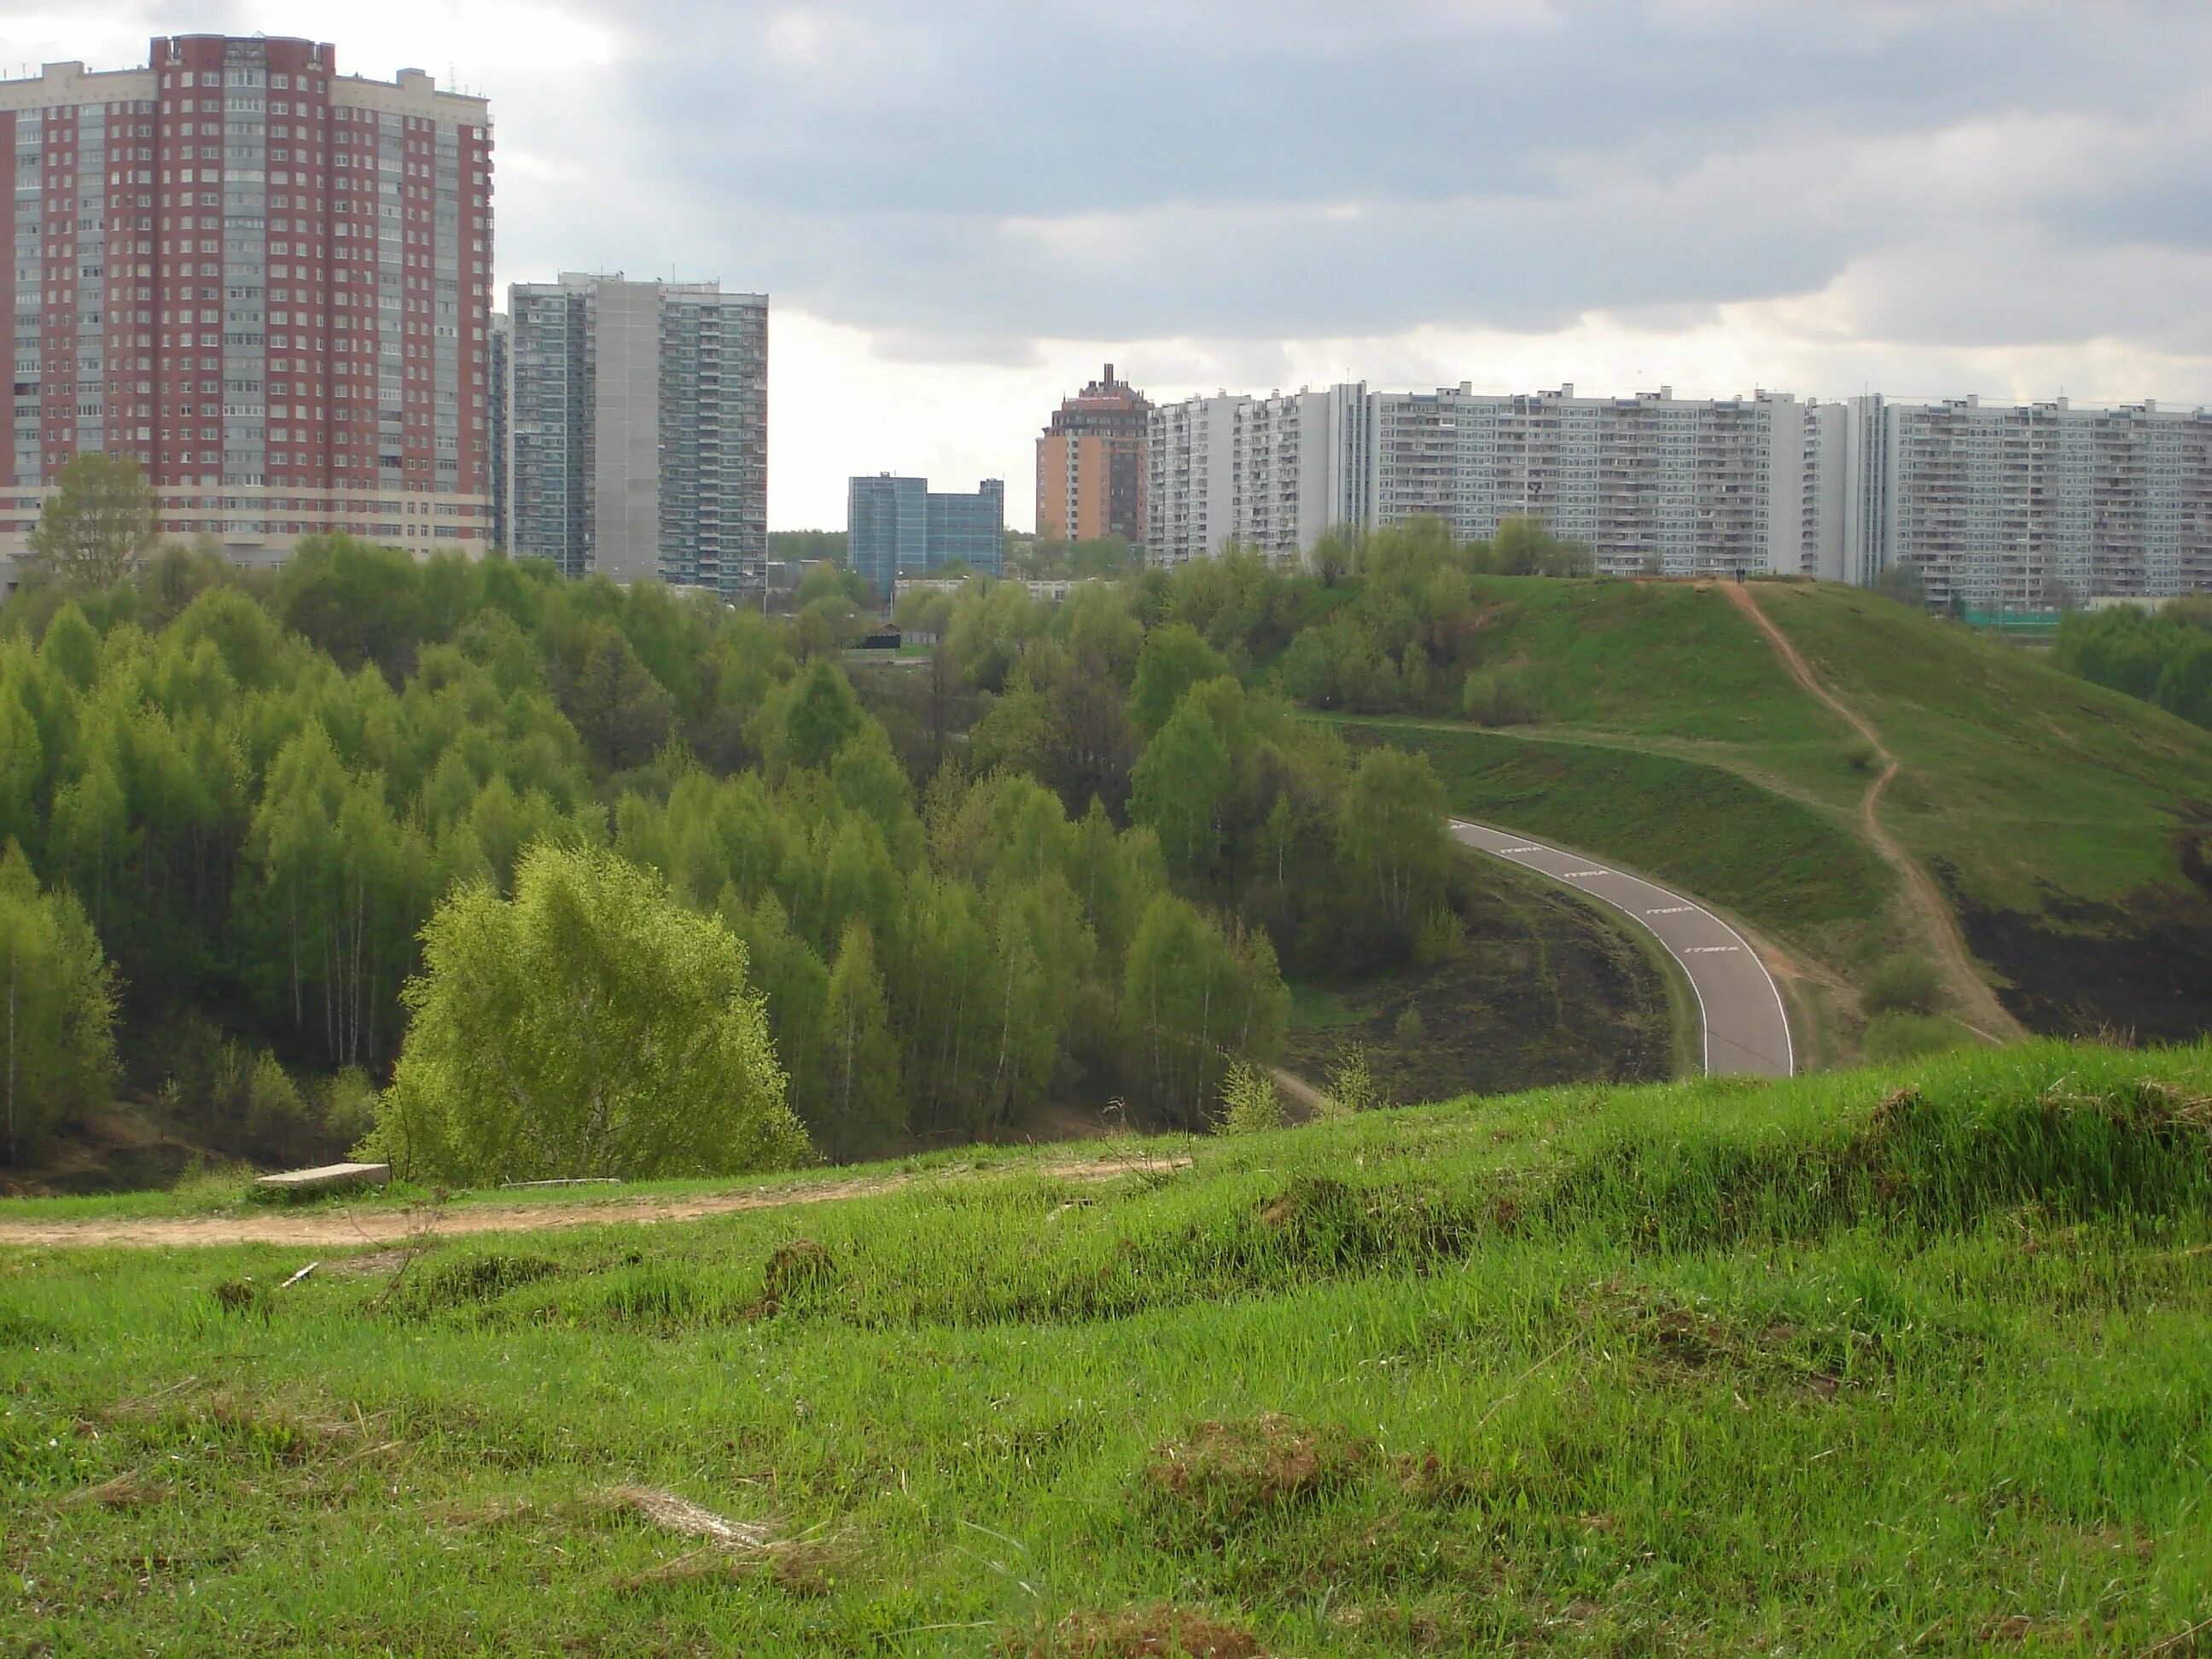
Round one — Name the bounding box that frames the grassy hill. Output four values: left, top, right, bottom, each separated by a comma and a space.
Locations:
1339, 577, 2212, 1051
5, 1038, 2211, 1652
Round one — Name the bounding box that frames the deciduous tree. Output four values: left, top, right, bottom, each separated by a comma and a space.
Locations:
366, 841, 808, 1182
26, 454, 160, 590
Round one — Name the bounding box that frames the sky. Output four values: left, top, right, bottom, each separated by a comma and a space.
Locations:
6, 0, 2210, 529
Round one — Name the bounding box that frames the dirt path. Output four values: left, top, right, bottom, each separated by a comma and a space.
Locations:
1720, 583, 2023, 1041
1269, 1067, 1329, 1119
0, 1155, 1190, 1250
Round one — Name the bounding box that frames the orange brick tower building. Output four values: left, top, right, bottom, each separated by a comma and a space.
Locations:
1035, 363, 1150, 545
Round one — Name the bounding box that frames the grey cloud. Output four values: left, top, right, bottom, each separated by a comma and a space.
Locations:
484, 0, 2211, 360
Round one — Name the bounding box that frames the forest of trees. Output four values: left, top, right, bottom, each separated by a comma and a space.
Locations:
0, 527, 1476, 1178
2053, 600, 2212, 731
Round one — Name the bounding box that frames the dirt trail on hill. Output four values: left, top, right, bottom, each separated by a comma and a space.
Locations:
1720, 583, 2023, 1041
0, 1154, 1190, 1250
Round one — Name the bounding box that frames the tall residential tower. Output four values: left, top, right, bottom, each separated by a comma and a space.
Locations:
503, 272, 767, 595
0, 36, 495, 588
1036, 364, 1150, 544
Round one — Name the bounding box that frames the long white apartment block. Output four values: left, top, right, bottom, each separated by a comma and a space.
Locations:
1367, 384, 1807, 578
1147, 381, 2212, 599
1837, 395, 2212, 608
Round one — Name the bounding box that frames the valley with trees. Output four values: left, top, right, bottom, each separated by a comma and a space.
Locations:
8, 478, 2212, 1185
2, 506, 1696, 1188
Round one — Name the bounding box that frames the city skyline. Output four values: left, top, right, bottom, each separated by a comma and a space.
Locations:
9, 3, 2207, 533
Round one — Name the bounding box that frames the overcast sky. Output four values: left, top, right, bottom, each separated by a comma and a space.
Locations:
9, 0, 2211, 528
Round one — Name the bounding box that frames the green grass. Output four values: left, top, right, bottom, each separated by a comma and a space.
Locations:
7, 1039, 2212, 1653
1461, 577, 1847, 748
1338, 719, 1893, 958
1337, 578, 2212, 1042
1748, 583, 2212, 913
1444, 577, 2212, 921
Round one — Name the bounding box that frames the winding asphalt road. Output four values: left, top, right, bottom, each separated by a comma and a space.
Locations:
1449, 819, 1795, 1078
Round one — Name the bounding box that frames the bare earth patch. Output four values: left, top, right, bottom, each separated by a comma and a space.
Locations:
0, 1155, 1188, 1249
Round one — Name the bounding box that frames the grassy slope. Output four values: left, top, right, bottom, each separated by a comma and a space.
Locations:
7, 1039, 2212, 1654
1286, 833, 1679, 1103
1749, 582, 2212, 911
1338, 720, 1892, 952
1347, 577, 2212, 1039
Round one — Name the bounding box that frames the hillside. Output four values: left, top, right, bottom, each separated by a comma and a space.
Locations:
5, 1038, 2211, 1652
1333, 576, 2212, 1051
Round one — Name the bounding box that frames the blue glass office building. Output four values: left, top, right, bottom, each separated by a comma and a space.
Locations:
847, 474, 1003, 602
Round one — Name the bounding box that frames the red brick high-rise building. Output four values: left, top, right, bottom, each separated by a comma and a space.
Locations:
1036, 363, 1150, 545
1, 35, 493, 587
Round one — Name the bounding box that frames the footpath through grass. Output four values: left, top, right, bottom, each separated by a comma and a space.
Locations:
7, 1039, 2212, 1654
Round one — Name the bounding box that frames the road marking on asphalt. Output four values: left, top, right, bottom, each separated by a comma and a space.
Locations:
1449, 817, 1796, 1079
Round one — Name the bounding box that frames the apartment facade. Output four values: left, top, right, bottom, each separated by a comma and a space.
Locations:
486, 308, 507, 552
1368, 384, 1806, 577
847, 474, 1003, 602
1150, 381, 1799, 576
1146, 384, 1368, 565
0, 37, 494, 589
1035, 363, 1150, 544
1838, 395, 2212, 608
503, 272, 767, 595
1148, 380, 2212, 599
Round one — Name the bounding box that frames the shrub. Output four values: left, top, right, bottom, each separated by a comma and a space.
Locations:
321, 1068, 380, 1151
1215, 1061, 1284, 1137
1863, 1011, 1966, 1063
1866, 955, 1943, 1017
1412, 905, 1464, 965
1461, 668, 1537, 727
1324, 1044, 1386, 1115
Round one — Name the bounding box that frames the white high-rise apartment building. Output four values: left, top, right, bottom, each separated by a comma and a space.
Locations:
1836, 395, 2212, 608
1148, 385, 1369, 566
1151, 381, 1809, 577
1148, 381, 2212, 601
1368, 384, 1809, 577
504, 271, 766, 595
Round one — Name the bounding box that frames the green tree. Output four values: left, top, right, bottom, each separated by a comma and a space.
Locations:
821, 920, 903, 1160
1129, 685, 1232, 881
1336, 748, 1450, 937
0, 843, 119, 1163
26, 454, 160, 590
562, 628, 676, 773
1128, 624, 1231, 736
1121, 892, 1289, 1127
1308, 526, 1359, 587
366, 841, 809, 1183
760, 658, 865, 775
